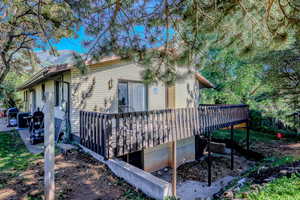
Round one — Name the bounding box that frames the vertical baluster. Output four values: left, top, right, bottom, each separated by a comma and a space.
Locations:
174, 109, 179, 141
85, 112, 88, 147
182, 108, 186, 139
87, 112, 90, 149
193, 107, 198, 135
204, 107, 209, 135
96, 113, 100, 154
190, 107, 194, 136
80, 111, 82, 145
103, 115, 109, 159
158, 111, 162, 145
133, 113, 137, 151
186, 108, 190, 137
115, 114, 120, 156
90, 112, 93, 151
146, 112, 150, 148
198, 107, 203, 134
93, 112, 97, 152
178, 108, 183, 139
129, 113, 133, 153
152, 111, 156, 146
186, 108, 191, 138
99, 114, 103, 156
141, 112, 145, 149
166, 109, 170, 142
163, 110, 166, 143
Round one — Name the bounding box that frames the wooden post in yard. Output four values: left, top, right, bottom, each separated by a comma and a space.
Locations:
44, 91, 55, 200
207, 131, 212, 186
172, 140, 177, 197
246, 120, 250, 151
230, 125, 234, 170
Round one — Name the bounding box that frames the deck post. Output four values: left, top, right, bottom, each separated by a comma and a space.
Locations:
207, 131, 212, 186
172, 140, 177, 197
246, 120, 250, 151
231, 125, 234, 170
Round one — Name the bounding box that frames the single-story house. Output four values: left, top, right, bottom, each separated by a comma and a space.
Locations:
18, 56, 214, 171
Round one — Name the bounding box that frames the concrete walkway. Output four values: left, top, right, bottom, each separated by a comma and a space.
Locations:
18, 129, 44, 154
0, 118, 16, 132
0, 117, 43, 154
177, 176, 234, 200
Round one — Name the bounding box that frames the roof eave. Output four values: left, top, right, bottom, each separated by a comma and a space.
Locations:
195, 72, 215, 89
17, 68, 70, 91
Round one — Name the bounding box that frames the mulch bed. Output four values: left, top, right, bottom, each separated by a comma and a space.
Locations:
152, 155, 254, 184
0, 149, 151, 200
177, 156, 252, 183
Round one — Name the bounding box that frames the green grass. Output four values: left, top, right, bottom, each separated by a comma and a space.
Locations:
248, 156, 296, 174
0, 131, 42, 176
122, 189, 149, 200
263, 156, 296, 167
247, 174, 300, 200
233, 156, 299, 199
212, 129, 278, 144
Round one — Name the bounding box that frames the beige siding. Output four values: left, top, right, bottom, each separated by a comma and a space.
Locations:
175, 68, 200, 108
20, 71, 71, 121
70, 61, 166, 135
20, 62, 201, 138
148, 82, 166, 110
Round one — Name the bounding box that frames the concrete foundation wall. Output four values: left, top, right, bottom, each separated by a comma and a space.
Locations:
143, 137, 195, 172
79, 144, 172, 200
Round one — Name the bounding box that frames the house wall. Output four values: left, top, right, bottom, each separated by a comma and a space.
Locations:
70, 61, 166, 136
69, 61, 201, 172
20, 71, 71, 120
20, 61, 205, 173
175, 68, 200, 108
143, 67, 199, 172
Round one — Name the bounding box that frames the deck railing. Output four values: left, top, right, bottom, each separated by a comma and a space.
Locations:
80, 104, 249, 159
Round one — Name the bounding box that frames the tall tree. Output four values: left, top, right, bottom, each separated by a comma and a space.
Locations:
0, 0, 78, 83
0, 71, 28, 108
256, 39, 300, 110
69, 0, 300, 82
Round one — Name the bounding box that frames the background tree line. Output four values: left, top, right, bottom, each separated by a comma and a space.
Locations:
0, 0, 299, 129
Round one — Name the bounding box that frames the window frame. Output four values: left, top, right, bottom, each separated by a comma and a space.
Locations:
55, 81, 60, 106
117, 79, 148, 113
41, 83, 46, 101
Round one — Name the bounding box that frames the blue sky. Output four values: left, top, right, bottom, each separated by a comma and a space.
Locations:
53, 27, 88, 53
52, 25, 174, 54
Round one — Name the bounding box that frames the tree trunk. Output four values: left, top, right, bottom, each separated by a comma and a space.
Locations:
0, 45, 11, 84
0, 66, 10, 84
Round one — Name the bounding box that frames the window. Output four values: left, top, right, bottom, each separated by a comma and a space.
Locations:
118, 81, 147, 112
31, 90, 36, 111
24, 91, 27, 102
24, 91, 29, 112
41, 84, 45, 101
55, 81, 60, 106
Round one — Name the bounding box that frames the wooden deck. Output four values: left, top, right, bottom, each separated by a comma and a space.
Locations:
80, 104, 249, 159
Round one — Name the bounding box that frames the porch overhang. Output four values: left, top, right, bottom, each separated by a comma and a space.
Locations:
17, 64, 71, 91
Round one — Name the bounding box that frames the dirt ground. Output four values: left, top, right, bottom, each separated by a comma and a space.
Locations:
0, 150, 150, 200
152, 154, 254, 183
251, 139, 300, 159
